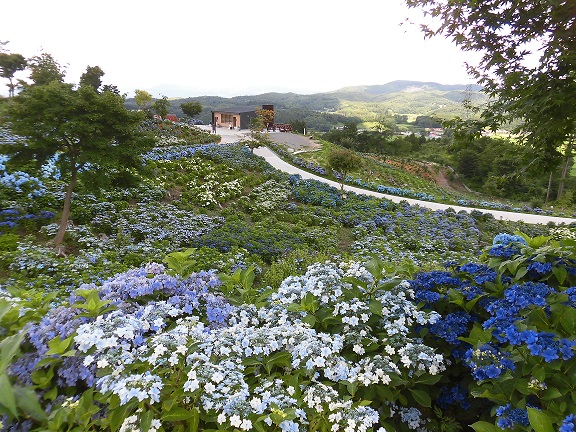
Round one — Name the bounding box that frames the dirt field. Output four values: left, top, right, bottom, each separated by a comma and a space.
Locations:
267, 132, 321, 152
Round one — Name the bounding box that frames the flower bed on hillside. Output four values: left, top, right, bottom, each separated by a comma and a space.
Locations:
267, 142, 571, 218
140, 119, 217, 147
1, 138, 573, 431
1, 234, 574, 431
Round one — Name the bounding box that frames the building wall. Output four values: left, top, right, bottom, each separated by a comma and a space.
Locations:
239, 112, 257, 130
212, 111, 256, 130
212, 111, 239, 128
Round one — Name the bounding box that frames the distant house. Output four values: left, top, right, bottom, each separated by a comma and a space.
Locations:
211, 106, 258, 130
426, 127, 444, 139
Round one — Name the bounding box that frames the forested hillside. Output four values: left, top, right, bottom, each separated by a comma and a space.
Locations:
125, 80, 486, 131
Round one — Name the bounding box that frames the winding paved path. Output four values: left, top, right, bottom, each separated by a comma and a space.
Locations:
254, 146, 576, 225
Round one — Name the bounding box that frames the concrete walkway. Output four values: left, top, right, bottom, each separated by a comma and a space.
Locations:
197, 124, 248, 143
197, 125, 319, 151
253, 146, 576, 226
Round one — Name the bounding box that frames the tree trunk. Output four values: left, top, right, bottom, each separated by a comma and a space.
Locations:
54, 168, 78, 245
557, 140, 573, 201
8, 77, 14, 97
545, 170, 553, 204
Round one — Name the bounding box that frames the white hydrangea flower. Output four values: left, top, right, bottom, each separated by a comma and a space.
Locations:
240, 419, 252, 430
229, 414, 242, 428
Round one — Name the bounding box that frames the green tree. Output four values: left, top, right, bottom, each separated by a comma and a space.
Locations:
394, 114, 408, 124
134, 89, 153, 110
328, 148, 362, 192
26, 53, 65, 86
180, 101, 202, 118
290, 119, 306, 134
0, 78, 154, 244
79, 65, 104, 91
151, 95, 170, 119
0, 52, 27, 97
405, 0, 576, 200
456, 148, 484, 183
413, 116, 441, 128
341, 122, 358, 137
373, 116, 396, 137
241, 116, 271, 153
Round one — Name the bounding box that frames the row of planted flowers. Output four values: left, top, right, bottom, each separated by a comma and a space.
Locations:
265, 142, 566, 217
1, 233, 574, 431
1, 142, 553, 295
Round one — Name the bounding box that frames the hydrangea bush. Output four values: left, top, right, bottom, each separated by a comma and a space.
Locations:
1, 202, 574, 430
140, 119, 216, 147
1, 135, 575, 432
409, 233, 576, 431
1, 256, 450, 432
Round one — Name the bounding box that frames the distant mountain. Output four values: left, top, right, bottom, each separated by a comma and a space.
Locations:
324, 80, 485, 109
333, 80, 482, 98
323, 80, 487, 121
126, 80, 486, 131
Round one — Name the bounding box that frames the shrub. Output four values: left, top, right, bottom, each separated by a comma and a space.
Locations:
0, 233, 19, 252
2, 259, 445, 431
410, 233, 576, 430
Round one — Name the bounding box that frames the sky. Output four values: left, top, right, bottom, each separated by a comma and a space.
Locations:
1, 0, 483, 99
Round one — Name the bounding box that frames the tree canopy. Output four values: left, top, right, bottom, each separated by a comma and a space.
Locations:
405, 0, 576, 137
26, 53, 65, 86
0, 52, 27, 97
79, 65, 105, 91
328, 147, 362, 192
152, 95, 170, 119
1, 77, 155, 244
405, 0, 576, 200
180, 101, 202, 118
256, 108, 275, 130
134, 89, 153, 110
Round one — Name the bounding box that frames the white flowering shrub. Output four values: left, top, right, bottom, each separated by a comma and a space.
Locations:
1, 258, 446, 431
145, 157, 246, 209
185, 177, 244, 208
238, 179, 292, 214
549, 226, 576, 241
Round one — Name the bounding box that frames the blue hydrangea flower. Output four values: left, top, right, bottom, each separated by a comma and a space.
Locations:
565, 287, 576, 307
429, 312, 472, 345
504, 282, 555, 309
522, 331, 575, 362
527, 260, 553, 275
488, 234, 527, 258
495, 404, 529, 429
411, 271, 463, 304
458, 262, 497, 285
492, 233, 528, 246
436, 385, 471, 410
560, 414, 575, 432
464, 344, 515, 381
